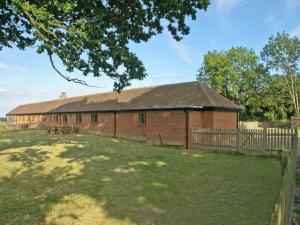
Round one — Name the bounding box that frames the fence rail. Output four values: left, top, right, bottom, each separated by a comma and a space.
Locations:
192, 128, 296, 155
191, 127, 298, 225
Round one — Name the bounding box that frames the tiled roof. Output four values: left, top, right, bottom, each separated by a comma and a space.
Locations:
7, 81, 239, 115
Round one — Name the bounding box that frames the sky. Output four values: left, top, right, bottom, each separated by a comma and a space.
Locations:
1, 0, 300, 117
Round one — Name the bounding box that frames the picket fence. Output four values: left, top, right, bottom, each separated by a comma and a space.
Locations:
192, 128, 296, 155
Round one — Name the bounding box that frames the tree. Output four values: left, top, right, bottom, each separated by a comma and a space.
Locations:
261, 32, 300, 117
0, 0, 210, 91
252, 75, 293, 121
197, 47, 269, 120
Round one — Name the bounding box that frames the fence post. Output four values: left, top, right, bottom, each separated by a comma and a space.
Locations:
295, 128, 299, 158
291, 128, 298, 161
263, 127, 267, 154
236, 128, 240, 151
288, 128, 298, 225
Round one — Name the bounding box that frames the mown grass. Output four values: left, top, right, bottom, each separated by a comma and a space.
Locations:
0, 130, 281, 225
0, 121, 6, 133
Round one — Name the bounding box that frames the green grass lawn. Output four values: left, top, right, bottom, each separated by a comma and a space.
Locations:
0, 121, 6, 133
0, 130, 281, 225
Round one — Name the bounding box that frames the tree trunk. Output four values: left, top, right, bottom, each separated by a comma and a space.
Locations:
287, 74, 300, 117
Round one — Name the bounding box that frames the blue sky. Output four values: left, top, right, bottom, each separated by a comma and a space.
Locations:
1, 0, 300, 117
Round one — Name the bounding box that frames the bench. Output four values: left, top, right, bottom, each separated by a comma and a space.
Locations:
58, 125, 74, 134
47, 125, 74, 134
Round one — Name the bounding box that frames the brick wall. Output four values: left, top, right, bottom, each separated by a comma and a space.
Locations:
11, 109, 238, 148
116, 112, 147, 140
146, 110, 186, 146
77, 113, 115, 136
212, 111, 238, 129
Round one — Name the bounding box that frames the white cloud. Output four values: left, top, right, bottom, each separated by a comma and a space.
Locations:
291, 23, 300, 38
212, 0, 248, 33
285, 0, 300, 10
0, 88, 8, 92
264, 14, 276, 25
168, 35, 192, 63
0, 62, 28, 73
264, 11, 283, 31
0, 62, 9, 70
215, 0, 247, 16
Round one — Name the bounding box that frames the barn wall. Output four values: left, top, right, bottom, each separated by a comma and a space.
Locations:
10, 109, 238, 148
146, 110, 186, 146
75, 112, 115, 136
115, 112, 147, 141
212, 111, 238, 129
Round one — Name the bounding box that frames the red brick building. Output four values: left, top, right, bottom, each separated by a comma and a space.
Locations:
6, 81, 239, 148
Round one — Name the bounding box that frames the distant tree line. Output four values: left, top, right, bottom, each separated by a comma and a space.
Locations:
197, 32, 300, 122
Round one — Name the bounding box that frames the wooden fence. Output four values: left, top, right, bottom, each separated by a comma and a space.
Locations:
270, 146, 298, 225
192, 128, 296, 155
192, 128, 298, 225
291, 117, 300, 128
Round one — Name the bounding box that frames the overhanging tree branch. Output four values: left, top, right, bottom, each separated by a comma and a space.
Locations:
3, 0, 210, 90
48, 52, 102, 88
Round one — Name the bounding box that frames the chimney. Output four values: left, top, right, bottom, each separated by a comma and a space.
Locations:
59, 91, 67, 100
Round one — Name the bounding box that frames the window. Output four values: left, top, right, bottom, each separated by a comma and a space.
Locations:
91, 113, 98, 123
42, 116, 46, 122
54, 114, 59, 123
76, 114, 82, 124
139, 112, 146, 125
62, 114, 68, 123
49, 115, 52, 122
27, 115, 30, 121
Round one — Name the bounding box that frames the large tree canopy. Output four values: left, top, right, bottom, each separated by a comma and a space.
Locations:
261, 32, 300, 117
1, 0, 210, 90
197, 47, 269, 120
257, 75, 294, 121
197, 44, 298, 121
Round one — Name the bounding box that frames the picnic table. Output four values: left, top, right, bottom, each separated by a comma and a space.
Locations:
47, 125, 74, 134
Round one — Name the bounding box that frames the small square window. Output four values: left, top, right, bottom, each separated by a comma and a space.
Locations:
91, 113, 98, 123
76, 114, 82, 124
139, 112, 146, 125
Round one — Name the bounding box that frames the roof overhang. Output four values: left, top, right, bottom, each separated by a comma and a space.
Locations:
6, 105, 242, 116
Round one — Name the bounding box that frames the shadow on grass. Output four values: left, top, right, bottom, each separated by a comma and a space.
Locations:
0, 130, 282, 225
0, 130, 57, 152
